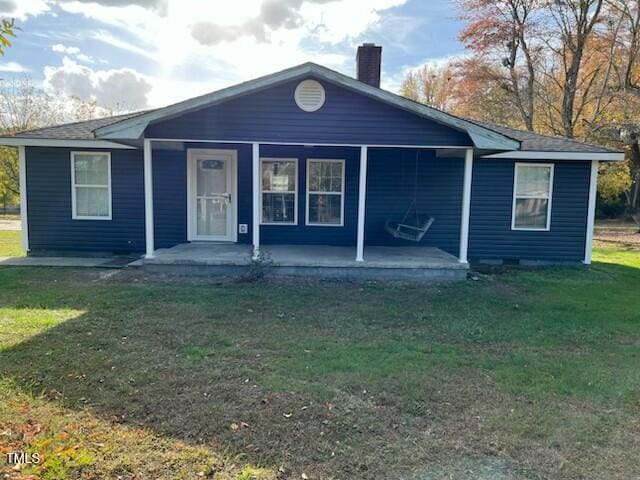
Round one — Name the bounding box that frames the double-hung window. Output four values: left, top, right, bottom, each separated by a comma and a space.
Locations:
71, 152, 112, 220
512, 163, 554, 230
306, 159, 345, 226
261, 158, 298, 224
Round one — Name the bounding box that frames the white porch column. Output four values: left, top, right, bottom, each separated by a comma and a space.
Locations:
584, 160, 599, 264
459, 148, 474, 263
252, 143, 260, 259
18, 145, 29, 252
356, 145, 368, 262
143, 139, 155, 259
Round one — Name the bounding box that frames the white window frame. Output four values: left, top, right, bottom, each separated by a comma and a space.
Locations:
305, 158, 345, 227
511, 162, 554, 231
70, 151, 112, 220
259, 157, 298, 225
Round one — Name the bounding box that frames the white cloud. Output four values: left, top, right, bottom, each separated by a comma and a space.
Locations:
51, 43, 95, 64
0, 0, 50, 19
44, 57, 152, 109
0, 61, 29, 73
41, 0, 408, 107
52, 44, 81, 55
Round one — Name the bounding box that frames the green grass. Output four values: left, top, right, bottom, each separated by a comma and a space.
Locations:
0, 230, 24, 257
0, 244, 639, 479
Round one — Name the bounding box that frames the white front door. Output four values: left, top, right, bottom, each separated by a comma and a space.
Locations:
188, 149, 237, 242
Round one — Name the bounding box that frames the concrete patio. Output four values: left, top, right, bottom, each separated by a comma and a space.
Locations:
142, 243, 468, 281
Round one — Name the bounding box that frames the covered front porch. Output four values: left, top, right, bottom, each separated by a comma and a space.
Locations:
142, 243, 468, 280
141, 139, 475, 270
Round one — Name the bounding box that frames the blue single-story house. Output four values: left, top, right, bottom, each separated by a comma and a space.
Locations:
1, 45, 624, 279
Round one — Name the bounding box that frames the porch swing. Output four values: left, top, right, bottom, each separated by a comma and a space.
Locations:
384, 151, 435, 242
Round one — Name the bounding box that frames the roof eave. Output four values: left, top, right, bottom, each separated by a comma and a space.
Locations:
0, 137, 136, 149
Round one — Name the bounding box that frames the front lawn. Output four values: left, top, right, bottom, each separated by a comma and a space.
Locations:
0, 244, 639, 479
0, 231, 24, 257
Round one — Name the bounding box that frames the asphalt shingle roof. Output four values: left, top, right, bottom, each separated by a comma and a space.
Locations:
13, 111, 150, 140
9, 107, 621, 154
469, 120, 620, 153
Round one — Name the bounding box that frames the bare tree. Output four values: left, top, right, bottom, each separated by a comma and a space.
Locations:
458, 0, 541, 131
543, 0, 605, 138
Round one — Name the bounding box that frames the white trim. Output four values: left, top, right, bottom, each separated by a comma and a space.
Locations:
356, 146, 368, 262
483, 151, 624, 162
259, 157, 299, 225
584, 160, 599, 264
459, 148, 473, 263
145, 138, 471, 150
70, 151, 112, 220
186, 148, 238, 242
0, 138, 134, 149
94, 63, 519, 150
305, 158, 345, 227
252, 143, 260, 259
18, 146, 28, 252
143, 139, 154, 259
511, 162, 555, 231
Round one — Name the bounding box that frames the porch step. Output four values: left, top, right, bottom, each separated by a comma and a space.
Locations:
142, 244, 469, 281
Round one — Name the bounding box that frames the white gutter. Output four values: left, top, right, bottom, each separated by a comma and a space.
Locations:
482, 151, 624, 161
0, 138, 135, 149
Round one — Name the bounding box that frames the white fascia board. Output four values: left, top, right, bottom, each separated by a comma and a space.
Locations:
0, 137, 135, 149
94, 62, 520, 151
482, 150, 625, 161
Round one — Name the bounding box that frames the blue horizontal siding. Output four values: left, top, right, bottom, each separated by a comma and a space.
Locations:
152, 143, 254, 248
152, 149, 187, 248
365, 149, 463, 255
468, 159, 590, 262
145, 77, 472, 147
26, 146, 145, 254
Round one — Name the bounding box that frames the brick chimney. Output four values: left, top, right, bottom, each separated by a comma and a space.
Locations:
356, 43, 382, 88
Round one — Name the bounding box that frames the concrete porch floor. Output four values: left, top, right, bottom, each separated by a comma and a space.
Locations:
142, 243, 468, 281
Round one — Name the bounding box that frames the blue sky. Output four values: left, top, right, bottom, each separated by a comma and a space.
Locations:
0, 0, 466, 111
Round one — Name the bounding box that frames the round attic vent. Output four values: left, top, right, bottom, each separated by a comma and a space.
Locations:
294, 79, 325, 112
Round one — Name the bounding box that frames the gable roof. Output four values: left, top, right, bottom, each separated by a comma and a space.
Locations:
0, 63, 624, 160
93, 62, 520, 151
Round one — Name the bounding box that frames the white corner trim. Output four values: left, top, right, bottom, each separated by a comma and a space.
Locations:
511, 163, 554, 231
356, 146, 368, 262
459, 148, 473, 263
18, 146, 29, 252
252, 143, 260, 259
483, 151, 624, 161
143, 139, 154, 259
0, 138, 135, 149
305, 158, 345, 227
584, 160, 599, 264
70, 151, 112, 220
259, 157, 299, 225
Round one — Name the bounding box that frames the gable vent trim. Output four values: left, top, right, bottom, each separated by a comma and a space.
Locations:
294, 79, 326, 112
